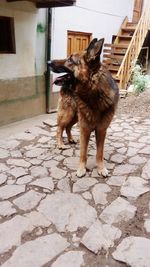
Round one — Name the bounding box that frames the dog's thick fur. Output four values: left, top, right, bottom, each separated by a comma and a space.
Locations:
51, 64, 78, 149
57, 82, 78, 149
50, 38, 119, 177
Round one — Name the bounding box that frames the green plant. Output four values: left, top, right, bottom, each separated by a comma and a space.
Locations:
37, 23, 46, 33
131, 64, 150, 94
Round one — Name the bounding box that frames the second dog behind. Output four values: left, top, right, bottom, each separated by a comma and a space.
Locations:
53, 71, 78, 149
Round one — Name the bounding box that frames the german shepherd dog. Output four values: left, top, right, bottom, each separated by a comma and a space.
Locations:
50, 38, 119, 177
52, 67, 78, 149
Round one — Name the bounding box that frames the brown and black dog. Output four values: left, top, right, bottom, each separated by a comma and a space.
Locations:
50, 38, 119, 177
52, 70, 78, 149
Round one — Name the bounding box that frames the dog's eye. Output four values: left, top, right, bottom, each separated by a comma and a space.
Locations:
67, 57, 80, 66
67, 57, 73, 64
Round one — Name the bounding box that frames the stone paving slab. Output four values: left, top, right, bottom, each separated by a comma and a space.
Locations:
0, 114, 150, 266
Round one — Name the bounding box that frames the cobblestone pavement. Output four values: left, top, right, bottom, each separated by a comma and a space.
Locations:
0, 114, 150, 267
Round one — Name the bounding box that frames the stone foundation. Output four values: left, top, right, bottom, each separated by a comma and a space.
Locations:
0, 76, 46, 126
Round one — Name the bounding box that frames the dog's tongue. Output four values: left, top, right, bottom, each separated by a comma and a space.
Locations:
53, 75, 63, 84
53, 74, 70, 85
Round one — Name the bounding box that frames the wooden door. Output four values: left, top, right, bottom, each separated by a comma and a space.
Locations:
50, 31, 92, 111
132, 0, 143, 23
67, 31, 92, 56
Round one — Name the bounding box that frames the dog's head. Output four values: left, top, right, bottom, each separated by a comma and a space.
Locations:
63, 38, 104, 82
49, 38, 104, 85
49, 60, 75, 86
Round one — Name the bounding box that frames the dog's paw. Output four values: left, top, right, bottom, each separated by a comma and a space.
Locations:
69, 137, 77, 144
57, 144, 68, 150
98, 167, 109, 177
76, 167, 86, 178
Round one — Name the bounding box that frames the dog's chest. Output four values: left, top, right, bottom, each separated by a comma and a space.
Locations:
75, 95, 100, 126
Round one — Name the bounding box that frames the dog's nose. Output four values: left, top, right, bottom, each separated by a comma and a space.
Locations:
47, 60, 52, 66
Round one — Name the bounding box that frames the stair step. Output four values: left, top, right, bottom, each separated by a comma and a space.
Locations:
103, 59, 113, 65
111, 74, 120, 81
103, 58, 122, 65
109, 72, 119, 78
103, 59, 122, 66
104, 43, 128, 48
118, 35, 132, 39
103, 54, 124, 60
108, 65, 120, 71
103, 49, 126, 55
103, 49, 113, 53
122, 26, 136, 31
126, 22, 137, 26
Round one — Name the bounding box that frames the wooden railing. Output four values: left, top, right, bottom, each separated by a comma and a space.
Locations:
116, 2, 150, 89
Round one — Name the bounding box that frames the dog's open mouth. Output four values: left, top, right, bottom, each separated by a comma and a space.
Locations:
53, 73, 73, 86
49, 61, 75, 86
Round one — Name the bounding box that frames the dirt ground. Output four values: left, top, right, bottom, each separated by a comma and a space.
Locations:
117, 87, 150, 118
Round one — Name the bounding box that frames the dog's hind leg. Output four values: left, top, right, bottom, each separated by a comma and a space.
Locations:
66, 114, 78, 144
57, 114, 77, 149
95, 128, 108, 177
77, 125, 91, 178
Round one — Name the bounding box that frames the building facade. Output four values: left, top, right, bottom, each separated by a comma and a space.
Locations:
1, 0, 146, 125
0, 1, 47, 125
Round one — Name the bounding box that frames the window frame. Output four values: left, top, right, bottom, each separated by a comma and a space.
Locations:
0, 16, 16, 54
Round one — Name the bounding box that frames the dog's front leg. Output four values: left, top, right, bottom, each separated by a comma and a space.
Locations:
77, 125, 91, 178
95, 128, 108, 177
56, 125, 66, 149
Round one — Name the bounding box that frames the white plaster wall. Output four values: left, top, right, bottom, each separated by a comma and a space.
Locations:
35, 9, 47, 76
51, 0, 134, 91
143, 0, 149, 10
51, 0, 134, 59
0, 0, 46, 79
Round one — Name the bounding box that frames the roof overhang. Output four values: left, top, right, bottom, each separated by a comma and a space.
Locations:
7, 0, 76, 8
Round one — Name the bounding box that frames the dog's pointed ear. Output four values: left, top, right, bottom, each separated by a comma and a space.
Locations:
87, 38, 104, 60
95, 38, 105, 56
86, 38, 98, 54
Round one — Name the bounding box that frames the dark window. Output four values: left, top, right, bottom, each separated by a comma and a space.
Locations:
0, 16, 16, 54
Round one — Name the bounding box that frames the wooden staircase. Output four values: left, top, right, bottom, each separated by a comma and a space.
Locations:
102, 1, 150, 92
103, 17, 137, 90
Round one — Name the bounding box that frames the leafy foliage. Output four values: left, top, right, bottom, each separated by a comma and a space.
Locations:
37, 23, 46, 33
131, 64, 150, 94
